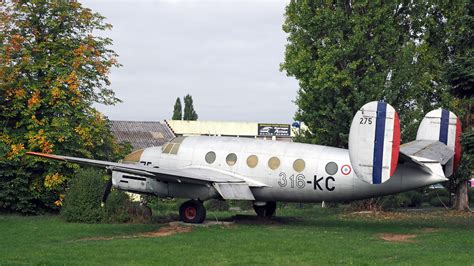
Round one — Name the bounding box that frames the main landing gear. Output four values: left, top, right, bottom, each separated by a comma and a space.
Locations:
253, 201, 276, 218
179, 199, 206, 224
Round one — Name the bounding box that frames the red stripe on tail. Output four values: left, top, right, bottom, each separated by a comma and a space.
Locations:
453, 118, 462, 172
390, 112, 400, 177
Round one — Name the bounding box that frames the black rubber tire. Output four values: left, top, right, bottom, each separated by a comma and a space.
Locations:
253, 201, 277, 218
253, 204, 266, 217
265, 201, 277, 217
179, 200, 206, 224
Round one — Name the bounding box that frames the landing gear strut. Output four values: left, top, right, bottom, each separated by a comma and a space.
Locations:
179, 199, 206, 224
253, 201, 276, 218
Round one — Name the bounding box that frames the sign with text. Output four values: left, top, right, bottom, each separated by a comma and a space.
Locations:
258, 123, 291, 137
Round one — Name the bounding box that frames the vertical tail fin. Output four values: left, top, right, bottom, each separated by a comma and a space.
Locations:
348, 101, 400, 184
416, 109, 462, 177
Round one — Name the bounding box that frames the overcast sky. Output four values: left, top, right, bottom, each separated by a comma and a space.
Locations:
84, 0, 299, 123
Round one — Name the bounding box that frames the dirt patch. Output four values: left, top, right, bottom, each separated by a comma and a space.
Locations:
73, 224, 193, 242
421, 227, 439, 233
139, 224, 192, 237
378, 233, 417, 242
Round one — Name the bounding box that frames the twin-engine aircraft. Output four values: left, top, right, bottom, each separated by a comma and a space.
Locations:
27, 101, 462, 223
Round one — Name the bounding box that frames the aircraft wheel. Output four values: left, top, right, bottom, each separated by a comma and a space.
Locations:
265, 201, 277, 217
253, 204, 266, 217
253, 201, 276, 218
179, 200, 206, 224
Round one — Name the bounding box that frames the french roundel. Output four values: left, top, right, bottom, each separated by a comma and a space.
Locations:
341, 165, 351, 175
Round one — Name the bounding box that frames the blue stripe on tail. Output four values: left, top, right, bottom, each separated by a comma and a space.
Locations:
372, 101, 386, 184
439, 109, 449, 145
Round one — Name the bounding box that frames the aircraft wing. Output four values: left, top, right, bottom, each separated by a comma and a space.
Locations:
25, 152, 257, 189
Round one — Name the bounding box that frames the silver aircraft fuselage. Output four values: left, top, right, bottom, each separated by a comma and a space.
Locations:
114, 136, 446, 202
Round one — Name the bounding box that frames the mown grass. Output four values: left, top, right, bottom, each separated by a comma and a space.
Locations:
1, 207, 473, 265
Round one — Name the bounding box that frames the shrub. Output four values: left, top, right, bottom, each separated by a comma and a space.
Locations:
430, 196, 449, 207
61, 168, 132, 223
103, 190, 131, 223
61, 168, 106, 223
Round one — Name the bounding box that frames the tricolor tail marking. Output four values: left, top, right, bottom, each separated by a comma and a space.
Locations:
390, 112, 400, 177
439, 109, 449, 145
372, 101, 387, 184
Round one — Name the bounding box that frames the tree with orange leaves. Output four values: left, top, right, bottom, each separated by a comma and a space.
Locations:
0, 1, 130, 213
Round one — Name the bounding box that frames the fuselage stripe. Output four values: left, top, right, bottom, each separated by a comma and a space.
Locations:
439, 109, 449, 145
372, 101, 387, 184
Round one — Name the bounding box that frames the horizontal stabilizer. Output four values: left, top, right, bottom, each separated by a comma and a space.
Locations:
399, 153, 447, 179
213, 183, 255, 200
400, 140, 455, 165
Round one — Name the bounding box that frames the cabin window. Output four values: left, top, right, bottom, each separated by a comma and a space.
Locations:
205, 151, 216, 164
325, 162, 338, 175
246, 155, 258, 168
293, 159, 305, 172
268, 156, 280, 170
226, 153, 237, 166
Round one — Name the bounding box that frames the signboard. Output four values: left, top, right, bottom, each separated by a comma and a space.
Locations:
258, 123, 291, 137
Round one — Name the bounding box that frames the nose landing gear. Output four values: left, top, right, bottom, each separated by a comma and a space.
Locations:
179, 199, 206, 224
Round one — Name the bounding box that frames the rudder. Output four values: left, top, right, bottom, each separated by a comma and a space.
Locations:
416, 108, 462, 177
349, 101, 400, 184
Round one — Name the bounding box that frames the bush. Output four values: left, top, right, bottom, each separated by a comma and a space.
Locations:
380, 191, 423, 209
61, 168, 132, 223
430, 196, 449, 207
103, 190, 131, 223
61, 168, 106, 223
425, 189, 450, 207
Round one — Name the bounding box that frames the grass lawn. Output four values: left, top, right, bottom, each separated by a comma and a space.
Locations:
1, 207, 473, 265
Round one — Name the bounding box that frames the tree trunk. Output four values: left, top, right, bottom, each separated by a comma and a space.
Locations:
454, 180, 469, 211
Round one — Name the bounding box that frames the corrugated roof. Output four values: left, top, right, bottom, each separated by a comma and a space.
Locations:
109, 121, 175, 150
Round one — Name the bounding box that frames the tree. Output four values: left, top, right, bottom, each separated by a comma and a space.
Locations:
281, 1, 470, 210
281, 1, 455, 148
0, 1, 129, 213
443, 1, 473, 210
172, 97, 182, 120
183, 94, 198, 121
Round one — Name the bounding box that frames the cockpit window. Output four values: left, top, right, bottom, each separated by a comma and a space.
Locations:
162, 136, 186, 155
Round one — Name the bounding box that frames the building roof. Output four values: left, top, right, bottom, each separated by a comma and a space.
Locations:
109, 121, 175, 150
166, 120, 304, 137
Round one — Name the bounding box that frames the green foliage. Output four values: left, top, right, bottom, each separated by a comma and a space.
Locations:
183, 94, 198, 121
380, 191, 422, 210
0, 0, 129, 213
61, 168, 131, 223
102, 190, 131, 223
172, 97, 183, 120
61, 168, 107, 223
281, 2, 460, 147
444, 1, 473, 99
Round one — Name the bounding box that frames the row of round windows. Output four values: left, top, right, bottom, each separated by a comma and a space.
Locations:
204, 151, 306, 172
